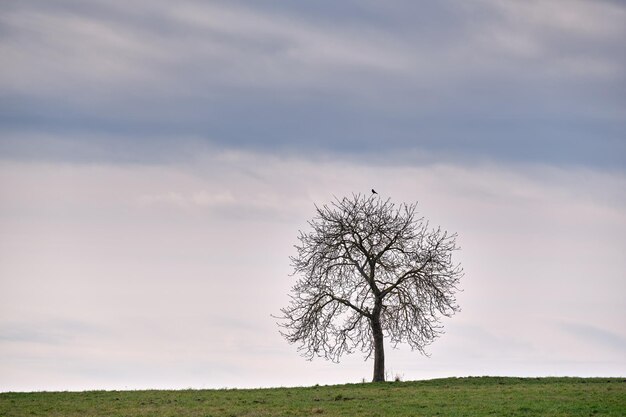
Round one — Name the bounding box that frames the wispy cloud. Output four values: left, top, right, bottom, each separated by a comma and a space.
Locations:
1, 154, 625, 389
559, 322, 626, 353
1, 0, 624, 168
0, 320, 102, 345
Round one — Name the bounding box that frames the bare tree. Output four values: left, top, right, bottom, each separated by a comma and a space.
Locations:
278, 194, 463, 382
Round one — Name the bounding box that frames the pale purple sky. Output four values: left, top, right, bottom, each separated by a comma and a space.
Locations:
1, 0, 625, 391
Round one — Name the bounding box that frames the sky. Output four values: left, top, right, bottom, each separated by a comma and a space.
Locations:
1, 0, 625, 392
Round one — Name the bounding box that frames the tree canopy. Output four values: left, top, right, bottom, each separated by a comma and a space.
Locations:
278, 194, 463, 381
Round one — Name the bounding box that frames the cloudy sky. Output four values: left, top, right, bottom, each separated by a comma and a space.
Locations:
1, 0, 625, 391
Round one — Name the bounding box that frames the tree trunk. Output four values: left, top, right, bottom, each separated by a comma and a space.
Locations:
371, 303, 385, 382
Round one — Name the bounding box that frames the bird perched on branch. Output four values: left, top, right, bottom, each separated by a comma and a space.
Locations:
371, 189, 378, 194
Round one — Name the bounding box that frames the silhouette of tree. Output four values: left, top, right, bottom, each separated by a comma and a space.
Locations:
278, 194, 463, 382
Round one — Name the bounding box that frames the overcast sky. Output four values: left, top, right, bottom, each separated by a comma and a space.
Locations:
1, 0, 625, 392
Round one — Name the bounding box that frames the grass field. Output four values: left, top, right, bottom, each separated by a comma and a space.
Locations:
1, 377, 624, 417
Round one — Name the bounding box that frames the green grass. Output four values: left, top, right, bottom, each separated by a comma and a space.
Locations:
1, 377, 625, 417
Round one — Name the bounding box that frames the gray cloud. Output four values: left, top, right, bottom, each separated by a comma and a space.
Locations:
560, 322, 626, 353
0, 320, 102, 345
1, 0, 624, 168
